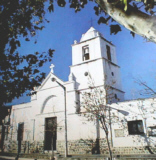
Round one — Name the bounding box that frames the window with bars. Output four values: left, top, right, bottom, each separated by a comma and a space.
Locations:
128, 120, 144, 135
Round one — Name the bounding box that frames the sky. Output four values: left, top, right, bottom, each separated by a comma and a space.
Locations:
11, 1, 156, 105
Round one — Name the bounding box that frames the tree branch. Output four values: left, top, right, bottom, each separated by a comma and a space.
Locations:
135, 79, 156, 96
96, 0, 156, 43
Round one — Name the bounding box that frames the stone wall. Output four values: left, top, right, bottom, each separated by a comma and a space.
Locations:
3, 138, 156, 155
57, 139, 104, 155
3, 140, 44, 154
112, 146, 156, 155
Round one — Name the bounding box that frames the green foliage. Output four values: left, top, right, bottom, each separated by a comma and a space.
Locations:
0, 0, 55, 105
98, 17, 110, 24
107, 0, 155, 12
123, 0, 128, 11
130, 31, 135, 38
110, 25, 121, 35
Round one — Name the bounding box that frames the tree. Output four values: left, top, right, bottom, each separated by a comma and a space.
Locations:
80, 74, 127, 159
95, 0, 156, 43
80, 77, 156, 158
81, 90, 113, 159
68, 0, 156, 42
0, 0, 54, 106
135, 78, 156, 97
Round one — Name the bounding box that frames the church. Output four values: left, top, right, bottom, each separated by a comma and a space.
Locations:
1, 27, 156, 157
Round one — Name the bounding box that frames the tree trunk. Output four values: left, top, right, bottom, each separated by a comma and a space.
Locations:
96, 0, 156, 43
100, 118, 113, 160
105, 133, 112, 160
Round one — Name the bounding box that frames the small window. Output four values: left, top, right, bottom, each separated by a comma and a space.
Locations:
128, 120, 144, 135
83, 46, 90, 61
106, 45, 111, 61
148, 127, 156, 137
111, 72, 114, 76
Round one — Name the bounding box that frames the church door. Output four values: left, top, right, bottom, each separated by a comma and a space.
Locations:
44, 117, 57, 150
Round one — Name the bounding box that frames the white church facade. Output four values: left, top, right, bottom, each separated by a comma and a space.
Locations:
2, 27, 156, 156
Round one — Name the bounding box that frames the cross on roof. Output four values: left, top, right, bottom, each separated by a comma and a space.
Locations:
88, 18, 95, 27
50, 64, 55, 73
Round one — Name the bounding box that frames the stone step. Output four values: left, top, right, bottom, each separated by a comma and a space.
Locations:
0, 152, 61, 159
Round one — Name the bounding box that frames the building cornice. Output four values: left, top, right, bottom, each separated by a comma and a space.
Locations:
109, 86, 125, 93
72, 35, 114, 46
75, 84, 124, 93
13, 106, 32, 110
70, 57, 120, 68
36, 81, 75, 93
36, 110, 64, 116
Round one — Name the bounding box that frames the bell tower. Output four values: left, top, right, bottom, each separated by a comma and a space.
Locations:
69, 27, 124, 102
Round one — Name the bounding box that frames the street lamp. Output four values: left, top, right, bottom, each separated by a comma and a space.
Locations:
51, 77, 68, 158
105, 106, 129, 116
104, 105, 129, 147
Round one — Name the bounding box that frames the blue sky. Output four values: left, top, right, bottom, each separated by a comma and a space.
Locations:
11, 1, 156, 104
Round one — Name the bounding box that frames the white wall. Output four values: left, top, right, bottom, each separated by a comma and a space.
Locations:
110, 98, 156, 147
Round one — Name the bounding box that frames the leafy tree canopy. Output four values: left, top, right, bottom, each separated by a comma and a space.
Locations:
0, 0, 55, 106
0, 0, 156, 106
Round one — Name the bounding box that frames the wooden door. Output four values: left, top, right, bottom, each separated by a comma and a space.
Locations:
44, 117, 57, 150
17, 123, 24, 153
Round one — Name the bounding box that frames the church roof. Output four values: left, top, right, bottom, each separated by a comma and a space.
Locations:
80, 27, 103, 42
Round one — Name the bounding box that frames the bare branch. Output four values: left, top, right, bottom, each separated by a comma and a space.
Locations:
135, 78, 156, 96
